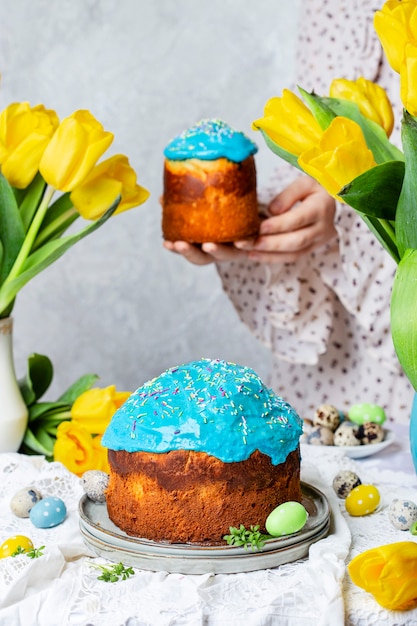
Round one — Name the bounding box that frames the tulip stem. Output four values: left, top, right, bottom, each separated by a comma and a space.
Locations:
33, 206, 78, 249
361, 215, 399, 264
5, 186, 55, 282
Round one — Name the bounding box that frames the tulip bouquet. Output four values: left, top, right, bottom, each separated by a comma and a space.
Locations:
18, 351, 130, 475
0, 103, 149, 319
252, 0, 417, 393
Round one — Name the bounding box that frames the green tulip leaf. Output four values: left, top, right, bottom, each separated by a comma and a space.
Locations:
339, 161, 405, 219
319, 97, 404, 164
28, 401, 70, 423
21, 426, 53, 457
395, 111, 417, 257
0, 173, 25, 285
0, 198, 120, 315
298, 87, 336, 130
19, 173, 47, 232
18, 353, 54, 406
32, 425, 55, 456
259, 130, 302, 171
58, 373, 99, 404
391, 249, 417, 391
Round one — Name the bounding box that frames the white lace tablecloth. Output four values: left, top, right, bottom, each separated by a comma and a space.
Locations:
0, 424, 416, 626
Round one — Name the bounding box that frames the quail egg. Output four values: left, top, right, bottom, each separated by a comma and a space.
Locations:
313, 404, 341, 432
357, 422, 385, 445
388, 499, 417, 531
10, 487, 43, 518
332, 470, 362, 499
82, 470, 109, 503
333, 421, 360, 446
306, 425, 334, 446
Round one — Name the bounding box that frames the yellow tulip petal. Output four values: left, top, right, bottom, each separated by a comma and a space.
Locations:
53, 421, 95, 476
330, 77, 394, 136
253, 90, 322, 156
348, 542, 417, 611
70, 385, 131, 435
39, 110, 114, 192
374, 1, 417, 73
298, 117, 376, 199
0, 101, 59, 188
401, 42, 417, 116
70, 154, 150, 219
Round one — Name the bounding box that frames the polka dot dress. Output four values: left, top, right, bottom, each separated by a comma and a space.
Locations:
216, 0, 414, 422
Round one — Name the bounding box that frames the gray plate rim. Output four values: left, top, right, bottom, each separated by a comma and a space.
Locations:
79, 481, 331, 572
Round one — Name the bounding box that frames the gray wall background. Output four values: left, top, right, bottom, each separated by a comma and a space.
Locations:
0, 0, 300, 397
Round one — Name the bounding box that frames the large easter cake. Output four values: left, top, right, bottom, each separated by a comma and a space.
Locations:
161, 119, 260, 243
101, 358, 303, 545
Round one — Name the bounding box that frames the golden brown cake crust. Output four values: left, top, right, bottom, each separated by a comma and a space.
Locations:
161, 155, 260, 243
106, 447, 302, 545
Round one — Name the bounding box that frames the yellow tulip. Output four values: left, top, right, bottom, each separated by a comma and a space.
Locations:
374, 0, 417, 73
400, 41, 417, 116
0, 102, 59, 188
298, 117, 376, 199
92, 434, 110, 473
348, 542, 417, 610
39, 109, 114, 192
70, 385, 130, 435
70, 154, 150, 220
53, 421, 96, 476
330, 77, 394, 136
252, 89, 323, 155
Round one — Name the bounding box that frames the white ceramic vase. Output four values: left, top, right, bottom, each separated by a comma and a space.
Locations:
0, 317, 28, 452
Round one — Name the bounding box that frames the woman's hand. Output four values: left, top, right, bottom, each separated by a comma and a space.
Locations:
235, 176, 337, 263
163, 240, 248, 265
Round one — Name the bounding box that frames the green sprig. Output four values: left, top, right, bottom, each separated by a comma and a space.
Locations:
90, 561, 135, 583
26, 545, 45, 559
223, 524, 271, 551
11, 544, 45, 558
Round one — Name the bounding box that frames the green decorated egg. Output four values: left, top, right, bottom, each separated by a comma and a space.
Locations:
348, 403, 386, 426
265, 501, 308, 537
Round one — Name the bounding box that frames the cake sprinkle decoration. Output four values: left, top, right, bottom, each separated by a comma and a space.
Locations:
163, 119, 258, 163
102, 358, 303, 465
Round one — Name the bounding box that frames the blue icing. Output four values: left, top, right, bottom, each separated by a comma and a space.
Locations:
163, 119, 258, 163
102, 358, 302, 466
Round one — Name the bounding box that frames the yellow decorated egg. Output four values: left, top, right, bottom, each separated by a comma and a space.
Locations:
345, 484, 380, 516
0, 535, 34, 558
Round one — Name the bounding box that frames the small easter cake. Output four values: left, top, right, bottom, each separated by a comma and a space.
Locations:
101, 358, 303, 545
161, 119, 260, 243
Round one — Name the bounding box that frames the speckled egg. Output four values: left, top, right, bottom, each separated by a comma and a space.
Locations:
0, 535, 34, 558
333, 421, 360, 447
345, 484, 380, 516
332, 470, 362, 499
356, 422, 385, 445
313, 404, 341, 432
348, 403, 386, 426
29, 496, 67, 528
82, 470, 109, 503
10, 487, 43, 518
265, 501, 309, 537
388, 499, 417, 531
306, 425, 334, 446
